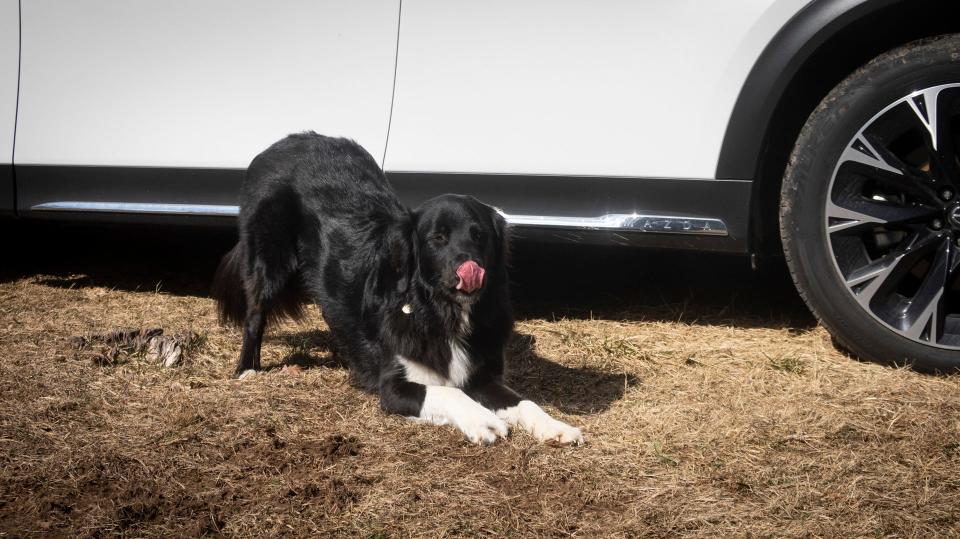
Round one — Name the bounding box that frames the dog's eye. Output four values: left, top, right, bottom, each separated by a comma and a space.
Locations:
470, 227, 485, 242
430, 232, 447, 244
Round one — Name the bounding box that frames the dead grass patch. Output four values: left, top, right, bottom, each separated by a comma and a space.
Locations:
1, 225, 959, 537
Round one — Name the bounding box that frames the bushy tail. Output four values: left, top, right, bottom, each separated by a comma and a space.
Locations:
212, 243, 247, 327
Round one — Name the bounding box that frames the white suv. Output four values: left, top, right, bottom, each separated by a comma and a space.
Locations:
1, 0, 958, 369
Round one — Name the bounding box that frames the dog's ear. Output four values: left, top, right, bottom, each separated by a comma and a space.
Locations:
381, 213, 416, 295
489, 206, 510, 263
407, 208, 422, 263
464, 196, 510, 261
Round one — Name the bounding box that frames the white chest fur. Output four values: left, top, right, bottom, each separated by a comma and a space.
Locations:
397, 339, 472, 388
397, 308, 473, 388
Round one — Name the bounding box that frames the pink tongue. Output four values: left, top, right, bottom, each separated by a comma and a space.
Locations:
456, 260, 485, 293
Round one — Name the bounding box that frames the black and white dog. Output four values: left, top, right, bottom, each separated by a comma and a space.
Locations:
213, 132, 582, 445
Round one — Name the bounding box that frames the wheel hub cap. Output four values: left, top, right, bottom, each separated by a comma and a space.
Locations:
947, 204, 960, 230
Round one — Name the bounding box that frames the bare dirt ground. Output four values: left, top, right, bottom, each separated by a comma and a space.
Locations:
1, 221, 959, 538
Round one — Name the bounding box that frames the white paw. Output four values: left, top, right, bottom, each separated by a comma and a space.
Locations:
455, 405, 509, 445
237, 369, 258, 380
419, 386, 509, 445
529, 417, 584, 445
498, 400, 584, 446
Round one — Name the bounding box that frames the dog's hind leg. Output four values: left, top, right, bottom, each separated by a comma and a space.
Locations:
231, 188, 308, 378
234, 306, 266, 377
233, 277, 304, 378
233, 270, 304, 378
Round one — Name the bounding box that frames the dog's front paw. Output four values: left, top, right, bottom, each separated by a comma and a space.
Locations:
455, 406, 509, 445
419, 386, 509, 445
529, 417, 584, 446
499, 400, 584, 446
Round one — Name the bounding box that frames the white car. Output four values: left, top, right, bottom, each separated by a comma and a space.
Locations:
1, 0, 958, 369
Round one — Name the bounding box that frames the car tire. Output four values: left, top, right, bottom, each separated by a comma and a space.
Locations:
780, 34, 960, 372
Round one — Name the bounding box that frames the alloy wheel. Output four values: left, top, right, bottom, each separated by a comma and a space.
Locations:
826, 83, 960, 348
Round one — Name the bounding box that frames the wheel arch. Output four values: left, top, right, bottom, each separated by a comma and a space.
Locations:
716, 0, 960, 256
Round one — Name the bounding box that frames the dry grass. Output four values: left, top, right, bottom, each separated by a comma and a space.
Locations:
1, 223, 959, 537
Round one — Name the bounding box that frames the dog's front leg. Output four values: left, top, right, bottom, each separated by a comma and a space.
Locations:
466, 381, 584, 445
378, 369, 508, 445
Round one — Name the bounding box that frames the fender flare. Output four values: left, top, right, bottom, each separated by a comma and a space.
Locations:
715, 0, 901, 180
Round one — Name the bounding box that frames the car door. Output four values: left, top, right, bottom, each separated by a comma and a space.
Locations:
386, 0, 808, 178
383, 0, 807, 252
0, 0, 16, 216
15, 0, 400, 218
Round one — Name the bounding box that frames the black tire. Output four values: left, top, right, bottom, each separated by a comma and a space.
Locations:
781, 34, 960, 372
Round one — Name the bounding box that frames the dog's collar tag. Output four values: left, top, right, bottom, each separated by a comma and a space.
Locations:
401, 303, 413, 315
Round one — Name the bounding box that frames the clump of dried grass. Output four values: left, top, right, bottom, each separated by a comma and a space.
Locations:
71, 327, 203, 367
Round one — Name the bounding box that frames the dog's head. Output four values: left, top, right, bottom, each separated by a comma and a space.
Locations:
413, 194, 508, 304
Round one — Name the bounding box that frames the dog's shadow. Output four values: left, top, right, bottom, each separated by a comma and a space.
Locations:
504, 332, 637, 415
268, 330, 349, 370
268, 330, 634, 415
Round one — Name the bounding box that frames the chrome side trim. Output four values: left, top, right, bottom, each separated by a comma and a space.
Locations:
500, 211, 728, 236
30, 201, 239, 216
30, 201, 728, 236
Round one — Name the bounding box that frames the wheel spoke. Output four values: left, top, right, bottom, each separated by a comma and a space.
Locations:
908, 86, 959, 187
839, 134, 903, 176
827, 196, 938, 234
950, 242, 960, 277
902, 239, 952, 342
839, 134, 941, 203
907, 87, 942, 151
844, 229, 944, 308
827, 199, 886, 234
844, 251, 907, 292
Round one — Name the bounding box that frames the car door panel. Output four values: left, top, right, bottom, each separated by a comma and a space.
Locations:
0, 0, 17, 215
384, 0, 807, 179
16, 0, 399, 212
